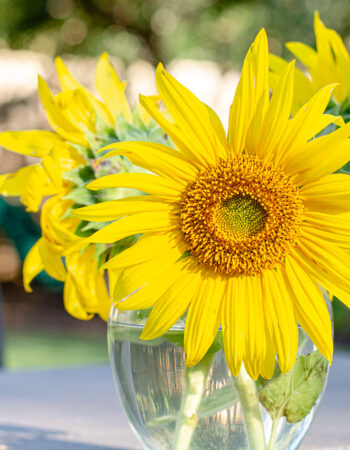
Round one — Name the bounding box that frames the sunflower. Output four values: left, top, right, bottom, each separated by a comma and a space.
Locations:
0, 53, 158, 321
73, 29, 350, 380
270, 12, 350, 114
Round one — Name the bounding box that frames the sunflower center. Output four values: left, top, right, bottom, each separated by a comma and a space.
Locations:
179, 154, 304, 276
219, 194, 267, 241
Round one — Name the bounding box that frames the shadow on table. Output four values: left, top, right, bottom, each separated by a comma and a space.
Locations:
0, 424, 131, 450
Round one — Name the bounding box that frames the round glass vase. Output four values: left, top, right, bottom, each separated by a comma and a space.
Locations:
108, 306, 330, 450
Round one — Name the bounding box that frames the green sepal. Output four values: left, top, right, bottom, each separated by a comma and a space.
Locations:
116, 113, 170, 146
339, 161, 350, 174
94, 243, 107, 269
74, 220, 95, 238
80, 220, 111, 233
259, 350, 328, 423
70, 143, 95, 160
63, 165, 95, 187
65, 185, 97, 206
109, 235, 139, 258
95, 113, 117, 140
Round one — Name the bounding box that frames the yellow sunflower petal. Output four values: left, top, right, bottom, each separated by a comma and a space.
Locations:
222, 277, 246, 377
297, 233, 350, 294
113, 245, 185, 303
55, 56, 114, 127
0, 165, 40, 196
63, 273, 93, 320
275, 84, 337, 165
229, 28, 269, 155
0, 130, 63, 157
95, 52, 132, 122
104, 232, 186, 269
73, 196, 172, 222
23, 239, 44, 292
65, 246, 112, 321
313, 12, 334, 87
284, 257, 333, 361
21, 165, 57, 212
87, 173, 182, 199
38, 76, 86, 145
286, 42, 318, 73
284, 123, 350, 185
38, 238, 66, 282
256, 61, 295, 159
98, 141, 198, 182
118, 260, 188, 311
243, 276, 266, 380
185, 272, 226, 367
95, 274, 112, 321
155, 63, 228, 165
269, 53, 314, 114
139, 94, 206, 169
304, 210, 350, 236
262, 269, 298, 374
140, 262, 202, 340
302, 223, 350, 250
325, 29, 350, 101
301, 173, 350, 214
293, 245, 350, 309
260, 331, 276, 380
0, 165, 55, 212
86, 211, 173, 244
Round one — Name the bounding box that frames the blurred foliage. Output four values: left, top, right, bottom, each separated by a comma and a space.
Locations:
333, 298, 350, 343
0, 0, 349, 68
5, 330, 108, 369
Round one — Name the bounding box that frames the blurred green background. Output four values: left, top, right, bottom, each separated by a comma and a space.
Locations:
0, 0, 349, 370
0, 0, 349, 66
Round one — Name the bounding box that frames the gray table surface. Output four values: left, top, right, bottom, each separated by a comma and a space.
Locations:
0, 351, 350, 450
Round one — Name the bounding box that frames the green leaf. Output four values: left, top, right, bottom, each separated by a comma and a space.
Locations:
197, 384, 238, 418
63, 165, 95, 186
145, 415, 177, 429
259, 351, 328, 423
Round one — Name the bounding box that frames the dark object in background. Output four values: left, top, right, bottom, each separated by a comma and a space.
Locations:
0, 198, 62, 289
0, 283, 3, 367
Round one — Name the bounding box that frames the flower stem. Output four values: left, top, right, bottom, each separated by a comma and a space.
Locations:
171, 353, 214, 450
267, 418, 279, 450
234, 367, 267, 450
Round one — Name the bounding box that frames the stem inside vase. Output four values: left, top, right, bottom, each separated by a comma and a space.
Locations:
234, 367, 267, 450
171, 353, 214, 450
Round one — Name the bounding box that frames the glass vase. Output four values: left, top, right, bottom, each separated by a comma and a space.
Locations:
108, 307, 330, 450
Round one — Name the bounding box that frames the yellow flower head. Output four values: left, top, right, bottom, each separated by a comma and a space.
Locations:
0, 53, 135, 321
270, 12, 350, 113
75, 30, 350, 379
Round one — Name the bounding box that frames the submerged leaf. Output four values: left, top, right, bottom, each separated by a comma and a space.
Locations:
197, 385, 238, 418
259, 351, 328, 423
